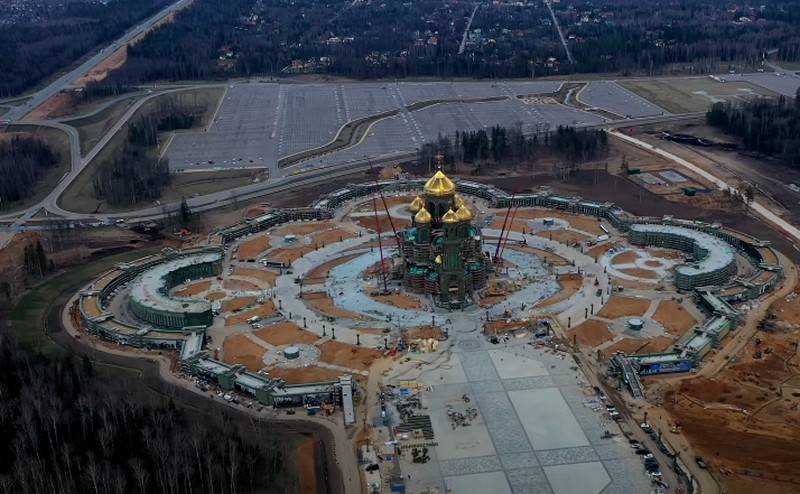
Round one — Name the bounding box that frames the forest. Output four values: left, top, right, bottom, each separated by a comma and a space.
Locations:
706, 90, 800, 167
100, 0, 800, 84
0, 0, 172, 97
0, 332, 283, 494
418, 125, 609, 174
0, 135, 60, 209
92, 98, 203, 206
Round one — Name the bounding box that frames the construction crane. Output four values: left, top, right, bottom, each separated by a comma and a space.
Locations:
371, 190, 390, 294
493, 190, 518, 263
497, 204, 520, 261
367, 161, 404, 255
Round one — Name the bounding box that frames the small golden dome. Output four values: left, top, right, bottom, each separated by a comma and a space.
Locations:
455, 205, 473, 222
414, 207, 432, 224
424, 170, 455, 196
434, 255, 442, 264
409, 196, 424, 212
442, 208, 459, 224
454, 193, 465, 209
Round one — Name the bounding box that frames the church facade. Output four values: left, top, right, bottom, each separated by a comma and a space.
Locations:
399, 169, 488, 308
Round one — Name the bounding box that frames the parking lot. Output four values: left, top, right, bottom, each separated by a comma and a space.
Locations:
579, 81, 668, 118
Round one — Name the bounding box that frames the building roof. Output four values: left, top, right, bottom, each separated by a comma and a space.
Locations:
424, 170, 455, 196
455, 205, 473, 222
415, 207, 432, 224
630, 224, 735, 278
129, 252, 221, 315
409, 196, 424, 212
442, 208, 459, 224
454, 193, 466, 209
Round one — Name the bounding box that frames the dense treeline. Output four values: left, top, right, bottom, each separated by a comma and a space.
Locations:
706, 90, 800, 167
0, 136, 60, 209
0, 332, 283, 494
419, 125, 608, 173
101, 0, 800, 84
92, 98, 203, 206
0, 0, 171, 97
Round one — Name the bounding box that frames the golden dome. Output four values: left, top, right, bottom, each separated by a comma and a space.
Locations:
442, 208, 459, 224
424, 170, 455, 196
454, 193, 465, 209
455, 205, 473, 222
434, 255, 442, 264
409, 196, 424, 213
414, 207, 432, 224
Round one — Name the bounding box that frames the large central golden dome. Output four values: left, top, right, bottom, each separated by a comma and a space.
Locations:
424, 170, 455, 196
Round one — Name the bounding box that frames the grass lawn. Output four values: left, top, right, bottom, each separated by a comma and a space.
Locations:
9, 247, 161, 354
63, 94, 140, 155
620, 78, 775, 114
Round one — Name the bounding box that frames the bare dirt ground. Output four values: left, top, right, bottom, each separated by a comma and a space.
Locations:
619, 267, 659, 279
295, 437, 318, 494
222, 334, 265, 371
304, 253, 361, 281
611, 276, 666, 291
221, 296, 257, 313
75, 45, 128, 85
663, 328, 800, 491
653, 299, 697, 336
566, 319, 615, 347
238, 235, 271, 261
222, 278, 261, 291
232, 266, 278, 285
353, 215, 412, 232
597, 296, 651, 319
484, 318, 532, 336
318, 341, 382, 371
174, 280, 211, 297
207, 291, 226, 301
406, 325, 445, 340
611, 251, 639, 265
534, 229, 591, 246
225, 302, 276, 326
254, 321, 321, 346
369, 291, 422, 309
512, 209, 607, 235
303, 291, 366, 320
768, 291, 800, 325
268, 366, 345, 385
587, 242, 620, 259
602, 336, 676, 357
537, 274, 582, 308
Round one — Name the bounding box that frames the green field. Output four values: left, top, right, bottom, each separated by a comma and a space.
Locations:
9, 247, 161, 353
620, 77, 777, 114
1, 125, 71, 213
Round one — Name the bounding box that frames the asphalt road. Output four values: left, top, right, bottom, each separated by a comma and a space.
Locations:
3, 0, 191, 123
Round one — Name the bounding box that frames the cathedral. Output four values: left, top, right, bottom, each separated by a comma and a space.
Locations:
400, 168, 488, 308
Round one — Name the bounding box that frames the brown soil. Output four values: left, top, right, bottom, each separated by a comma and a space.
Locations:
222, 334, 265, 371
268, 366, 345, 386
484, 318, 533, 336
232, 266, 278, 285
295, 438, 318, 494
370, 291, 423, 309
537, 274, 583, 308
406, 325, 445, 340
488, 216, 532, 233
619, 267, 659, 279
611, 251, 639, 265
207, 291, 226, 301
597, 296, 651, 319
512, 209, 608, 235
254, 321, 321, 346
222, 296, 257, 313
566, 319, 615, 347
268, 247, 310, 265
238, 234, 271, 261
75, 45, 128, 85
661, 331, 800, 489
225, 302, 276, 326
652, 299, 697, 336
174, 280, 211, 297
603, 336, 675, 357
222, 278, 260, 291
303, 291, 365, 320
649, 248, 684, 260
305, 253, 361, 281
534, 229, 590, 246
318, 340, 382, 371
587, 242, 620, 259
311, 227, 357, 247
770, 291, 800, 324
273, 221, 337, 237
24, 91, 75, 120
353, 214, 412, 233
610, 276, 665, 291
644, 259, 664, 268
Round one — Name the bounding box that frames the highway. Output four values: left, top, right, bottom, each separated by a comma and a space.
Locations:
544, 0, 575, 64
2, 0, 191, 123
